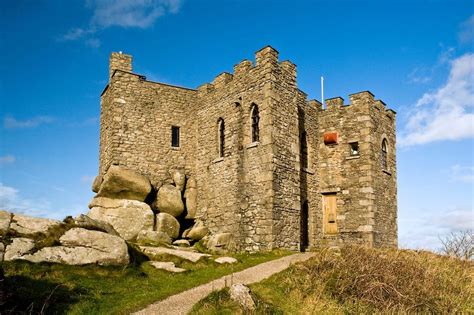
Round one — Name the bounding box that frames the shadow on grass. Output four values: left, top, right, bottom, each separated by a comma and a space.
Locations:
1, 273, 87, 314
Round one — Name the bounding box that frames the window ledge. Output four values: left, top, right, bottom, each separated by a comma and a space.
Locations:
171, 146, 180, 150
212, 157, 224, 164
346, 155, 360, 160
246, 142, 259, 149
382, 169, 392, 175
302, 168, 314, 174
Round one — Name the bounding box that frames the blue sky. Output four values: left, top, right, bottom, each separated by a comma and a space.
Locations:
0, 0, 473, 251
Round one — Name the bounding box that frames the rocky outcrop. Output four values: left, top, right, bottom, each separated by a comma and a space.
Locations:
149, 261, 186, 273
4, 238, 35, 261
88, 197, 154, 240
97, 165, 151, 201
154, 184, 184, 217
0, 211, 11, 236
91, 175, 103, 193
184, 178, 197, 219
187, 221, 209, 241
9, 214, 61, 236
136, 230, 171, 246
171, 169, 186, 191
155, 213, 180, 239
66, 214, 120, 236
206, 233, 235, 253
140, 246, 211, 262
229, 284, 256, 311
172, 239, 190, 247
20, 228, 129, 265
214, 256, 238, 264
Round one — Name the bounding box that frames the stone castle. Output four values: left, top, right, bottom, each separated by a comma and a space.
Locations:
99, 46, 397, 252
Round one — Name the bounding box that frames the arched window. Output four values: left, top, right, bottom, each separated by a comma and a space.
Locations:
217, 118, 225, 157
300, 131, 308, 169
381, 139, 388, 170
251, 104, 260, 142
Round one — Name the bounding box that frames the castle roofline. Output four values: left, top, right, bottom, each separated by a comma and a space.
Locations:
102, 69, 197, 96
255, 45, 279, 54
348, 90, 375, 97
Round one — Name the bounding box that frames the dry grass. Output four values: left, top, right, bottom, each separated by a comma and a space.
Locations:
193, 246, 474, 314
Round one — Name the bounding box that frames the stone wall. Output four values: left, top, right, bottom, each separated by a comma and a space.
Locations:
99, 67, 198, 186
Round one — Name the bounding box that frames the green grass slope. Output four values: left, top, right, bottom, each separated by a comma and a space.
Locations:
1, 249, 290, 314
192, 246, 474, 314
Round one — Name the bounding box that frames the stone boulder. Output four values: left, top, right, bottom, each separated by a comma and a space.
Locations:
187, 221, 209, 241
154, 184, 184, 217
155, 213, 180, 239
9, 214, 61, 236
4, 238, 35, 261
20, 228, 129, 265
184, 178, 197, 219
97, 165, 151, 201
88, 197, 154, 240
206, 233, 235, 253
149, 261, 186, 273
65, 214, 120, 236
0, 210, 11, 236
172, 239, 190, 247
215, 256, 238, 264
0, 242, 4, 262
91, 175, 103, 193
171, 169, 186, 191
229, 284, 256, 311
136, 230, 172, 246
139, 246, 211, 262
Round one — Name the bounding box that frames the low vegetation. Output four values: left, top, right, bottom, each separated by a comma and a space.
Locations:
2, 249, 290, 314
192, 246, 474, 314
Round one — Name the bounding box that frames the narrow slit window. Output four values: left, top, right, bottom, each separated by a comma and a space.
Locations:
251, 104, 260, 142
381, 139, 388, 170
218, 118, 225, 157
301, 131, 308, 169
171, 126, 180, 147
349, 142, 359, 156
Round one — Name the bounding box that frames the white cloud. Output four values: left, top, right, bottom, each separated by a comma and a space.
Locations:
399, 208, 474, 251
4, 115, 55, 129
60, 0, 182, 45
399, 53, 474, 146
88, 0, 181, 28
459, 15, 474, 44
448, 164, 474, 183
0, 183, 83, 220
0, 155, 15, 166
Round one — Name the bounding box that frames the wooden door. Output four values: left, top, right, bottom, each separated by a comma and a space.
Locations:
323, 194, 337, 234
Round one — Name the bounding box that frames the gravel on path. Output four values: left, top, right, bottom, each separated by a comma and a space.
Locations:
133, 252, 315, 315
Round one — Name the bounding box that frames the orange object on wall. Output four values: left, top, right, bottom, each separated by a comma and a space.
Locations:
324, 132, 338, 145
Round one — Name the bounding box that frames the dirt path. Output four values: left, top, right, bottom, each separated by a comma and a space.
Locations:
133, 252, 315, 315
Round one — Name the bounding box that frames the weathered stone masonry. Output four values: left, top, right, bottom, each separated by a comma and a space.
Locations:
99, 46, 397, 251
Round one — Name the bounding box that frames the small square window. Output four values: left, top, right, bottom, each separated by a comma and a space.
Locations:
349, 142, 359, 156
171, 126, 180, 147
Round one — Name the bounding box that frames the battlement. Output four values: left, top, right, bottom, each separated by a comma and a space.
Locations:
109, 52, 132, 80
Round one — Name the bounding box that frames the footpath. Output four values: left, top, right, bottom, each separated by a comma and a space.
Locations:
133, 252, 315, 315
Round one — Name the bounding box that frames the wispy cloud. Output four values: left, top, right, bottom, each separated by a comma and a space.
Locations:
459, 15, 474, 44
406, 46, 454, 84
399, 207, 474, 251
0, 155, 15, 166
0, 183, 84, 220
399, 53, 474, 146
60, 0, 182, 46
3, 115, 55, 129
448, 164, 474, 183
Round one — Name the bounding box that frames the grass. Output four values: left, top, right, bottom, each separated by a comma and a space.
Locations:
2, 249, 291, 314
192, 246, 474, 314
